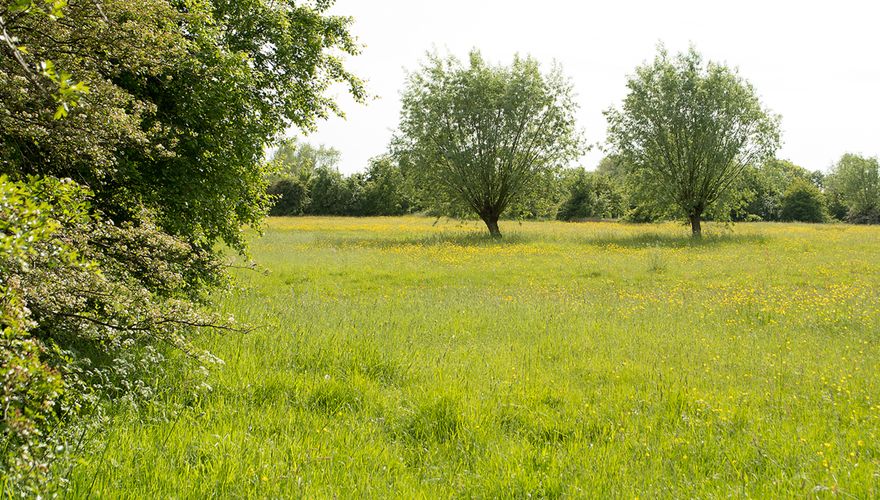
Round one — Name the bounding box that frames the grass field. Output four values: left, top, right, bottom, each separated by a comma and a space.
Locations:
66, 217, 880, 497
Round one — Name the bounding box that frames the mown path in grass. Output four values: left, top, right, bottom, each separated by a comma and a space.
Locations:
69, 217, 880, 497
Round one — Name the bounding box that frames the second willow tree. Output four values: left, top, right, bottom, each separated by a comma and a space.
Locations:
395, 51, 581, 237
606, 46, 781, 237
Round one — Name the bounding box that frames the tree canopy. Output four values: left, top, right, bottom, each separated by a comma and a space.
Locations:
394, 50, 581, 236
738, 159, 819, 221
1, 0, 365, 250
605, 46, 780, 236
272, 138, 343, 180
827, 154, 880, 223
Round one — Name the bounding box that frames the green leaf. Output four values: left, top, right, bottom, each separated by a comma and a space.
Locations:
8, 0, 33, 14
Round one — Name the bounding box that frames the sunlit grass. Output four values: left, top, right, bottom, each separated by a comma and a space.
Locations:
67, 216, 880, 497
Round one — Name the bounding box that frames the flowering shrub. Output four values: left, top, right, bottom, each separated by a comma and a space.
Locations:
1, 176, 231, 493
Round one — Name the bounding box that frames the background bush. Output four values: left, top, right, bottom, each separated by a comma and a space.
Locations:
779, 180, 827, 222
827, 154, 880, 224
556, 169, 625, 221
268, 178, 310, 216
267, 148, 413, 217
1, 176, 231, 493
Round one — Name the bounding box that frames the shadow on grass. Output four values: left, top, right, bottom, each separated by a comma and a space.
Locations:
310, 224, 768, 250
577, 231, 768, 249
313, 230, 536, 249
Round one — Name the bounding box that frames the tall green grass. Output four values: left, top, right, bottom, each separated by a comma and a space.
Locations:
66, 217, 880, 497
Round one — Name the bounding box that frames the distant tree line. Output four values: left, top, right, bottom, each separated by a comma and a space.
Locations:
267, 139, 410, 216
268, 140, 880, 227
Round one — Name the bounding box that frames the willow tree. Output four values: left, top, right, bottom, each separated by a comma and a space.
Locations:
606, 46, 780, 237
395, 51, 581, 237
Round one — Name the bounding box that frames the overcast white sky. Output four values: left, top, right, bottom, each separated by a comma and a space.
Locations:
295, 0, 880, 175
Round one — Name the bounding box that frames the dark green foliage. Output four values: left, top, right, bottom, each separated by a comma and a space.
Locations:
305, 166, 357, 215
593, 155, 664, 222
824, 189, 851, 221
267, 139, 350, 216
268, 178, 310, 216
357, 156, 410, 216
809, 170, 826, 190
738, 159, 817, 221
738, 167, 778, 222
267, 151, 412, 217
1, 0, 364, 250
620, 205, 665, 223
557, 169, 625, 221
826, 154, 880, 224
846, 207, 880, 225
779, 180, 826, 222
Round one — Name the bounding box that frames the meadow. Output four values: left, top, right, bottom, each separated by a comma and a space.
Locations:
66, 217, 880, 497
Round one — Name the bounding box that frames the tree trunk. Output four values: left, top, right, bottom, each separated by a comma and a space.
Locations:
482, 215, 502, 238
689, 213, 702, 238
